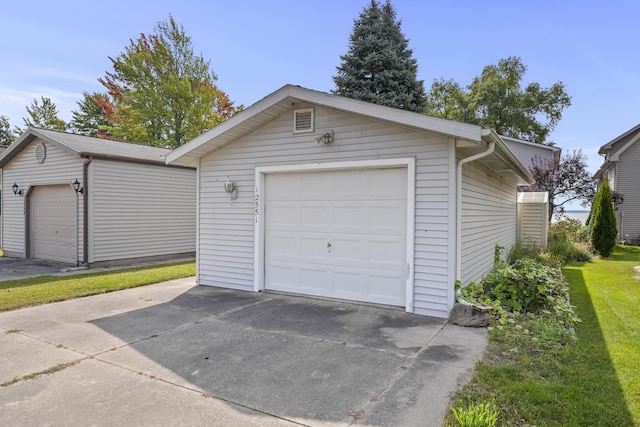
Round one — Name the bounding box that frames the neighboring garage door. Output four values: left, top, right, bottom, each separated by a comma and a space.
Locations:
31, 185, 77, 264
265, 167, 407, 306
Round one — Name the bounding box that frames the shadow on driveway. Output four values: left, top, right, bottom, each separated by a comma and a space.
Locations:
87, 285, 486, 426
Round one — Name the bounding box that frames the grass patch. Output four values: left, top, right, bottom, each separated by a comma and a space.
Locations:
446, 246, 640, 426
1, 361, 80, 387
0, 261, 195, 312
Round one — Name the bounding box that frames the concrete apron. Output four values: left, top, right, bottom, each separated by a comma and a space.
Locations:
0, 278, 487, 427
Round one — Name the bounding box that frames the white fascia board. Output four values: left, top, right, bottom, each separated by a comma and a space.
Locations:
482, 128, 534, 185
598, 123, 640, 155
610, 131, 640, 162
165, 85, 297, 165
166, 84, 486, 166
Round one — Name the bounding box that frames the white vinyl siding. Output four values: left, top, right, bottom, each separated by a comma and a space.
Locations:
503, 139, 557, 170
615, 141, 640, 241
0, 138, 83, 260
90, 160, 196, 263
460, 161, 517, 286
198, 105, 453, 317
517, 192, 549, 248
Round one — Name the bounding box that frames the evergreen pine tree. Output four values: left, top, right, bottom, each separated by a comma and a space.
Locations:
589, 179, 617, 257
333, 0, 426, 112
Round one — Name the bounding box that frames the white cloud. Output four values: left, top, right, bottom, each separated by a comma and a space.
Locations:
0, 87, 83, 124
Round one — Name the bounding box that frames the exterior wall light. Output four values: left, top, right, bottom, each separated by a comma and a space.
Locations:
224, 176, 238, 203
72, 178, 83, 194
12, 182, 23, 196
315, 129, 334, 144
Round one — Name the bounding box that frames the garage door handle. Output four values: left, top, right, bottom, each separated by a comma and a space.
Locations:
327, 242, 332, 253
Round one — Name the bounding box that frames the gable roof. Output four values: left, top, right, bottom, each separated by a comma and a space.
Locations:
166, 84, 533, 184
598, 123, 640, 160
0, 128, 173, 168
501, 135, 561, 161
595, 123, 640, 179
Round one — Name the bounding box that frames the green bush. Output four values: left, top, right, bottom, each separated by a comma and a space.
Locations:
459, 259, 578, 325
451, 400, 499, 427
572, 242, 592, 262
508, 239, 540, 263
547, 232, 576, 263
550, 218, 589, 243
590, 179, 618, 257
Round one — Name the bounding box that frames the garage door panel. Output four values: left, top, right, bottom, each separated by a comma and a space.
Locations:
31, 185, 77, 264
368, 238, 407, 267
300, 206, 330, 228
265, 167, 408, 307
299, 268, 330, 292
369, 168, 407, 196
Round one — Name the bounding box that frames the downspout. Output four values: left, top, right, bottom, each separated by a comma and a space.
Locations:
455, 135, 495, 304
82, 157, 92, 265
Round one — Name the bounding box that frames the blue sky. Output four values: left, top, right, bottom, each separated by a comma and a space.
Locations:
1, 0, 639, 188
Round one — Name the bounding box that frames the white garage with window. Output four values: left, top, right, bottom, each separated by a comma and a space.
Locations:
166, 85, 533, 319
0, 128, 196, 266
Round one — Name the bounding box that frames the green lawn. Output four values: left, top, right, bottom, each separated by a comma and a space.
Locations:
446, 246, 640, 426
0, 261, 195, 312
564, 246, 640, 423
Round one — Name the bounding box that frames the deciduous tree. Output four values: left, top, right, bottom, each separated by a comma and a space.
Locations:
0, 115, 14, 146
99, 16, 237, 148
524, 150, 594, 218
69, 91, 114, 137
14, 96, 67, 135
425, 57, 571, 143
333, 0, 426, 112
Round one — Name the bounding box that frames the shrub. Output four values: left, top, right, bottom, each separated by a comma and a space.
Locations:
508, 239, 540, 264
547, 232, 576, 263
459, 259, 578, 325
451, 400, 499, 427
572, 242, 592, 262
550, 218, 589, 243
590, 179, 617, 257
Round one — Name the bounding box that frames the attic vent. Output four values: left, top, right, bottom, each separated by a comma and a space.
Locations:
35, 142, 47, 164
293, 109, 314, 133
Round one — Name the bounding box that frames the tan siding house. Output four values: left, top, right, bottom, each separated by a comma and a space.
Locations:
596, 123, 640, 244
167, 85, 532, 318
0, 128, 196, 266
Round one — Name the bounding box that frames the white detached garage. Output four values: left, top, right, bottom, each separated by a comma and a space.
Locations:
0, 128, 196, 266
166, 85, 533, 318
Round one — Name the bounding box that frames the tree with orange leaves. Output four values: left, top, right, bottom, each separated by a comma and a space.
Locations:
75, 16, 238, 148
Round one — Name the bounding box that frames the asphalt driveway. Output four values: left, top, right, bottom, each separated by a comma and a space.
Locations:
0, 278, 487, 426
0, 256, 81, 280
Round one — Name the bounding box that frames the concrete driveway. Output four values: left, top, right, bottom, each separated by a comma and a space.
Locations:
0, 278, 487, 426
0, 256, 81, 280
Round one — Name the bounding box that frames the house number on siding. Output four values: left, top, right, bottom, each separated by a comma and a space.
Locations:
254, 192, 260, 220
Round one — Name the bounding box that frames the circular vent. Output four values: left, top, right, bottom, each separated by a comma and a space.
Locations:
35, 142, 46, 164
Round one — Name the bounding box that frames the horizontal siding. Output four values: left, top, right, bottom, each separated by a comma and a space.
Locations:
461, 161, 517, 286
518, 203, 547, 247
90, 160, 196, 262
198, 105, 453, 317
615, 141, 640, 241
504, 140, 556, 170
1, 139, 84, 261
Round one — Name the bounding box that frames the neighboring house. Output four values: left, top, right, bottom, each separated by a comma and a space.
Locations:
502, 135, 561, 171
502, 137, 559, 247
0, 128, 196, 265
166, 85, 532, 318
595, 123, 640, 244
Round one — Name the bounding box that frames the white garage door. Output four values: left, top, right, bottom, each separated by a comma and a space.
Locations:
31, 185, 77, 264
265, 167, 407, 306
